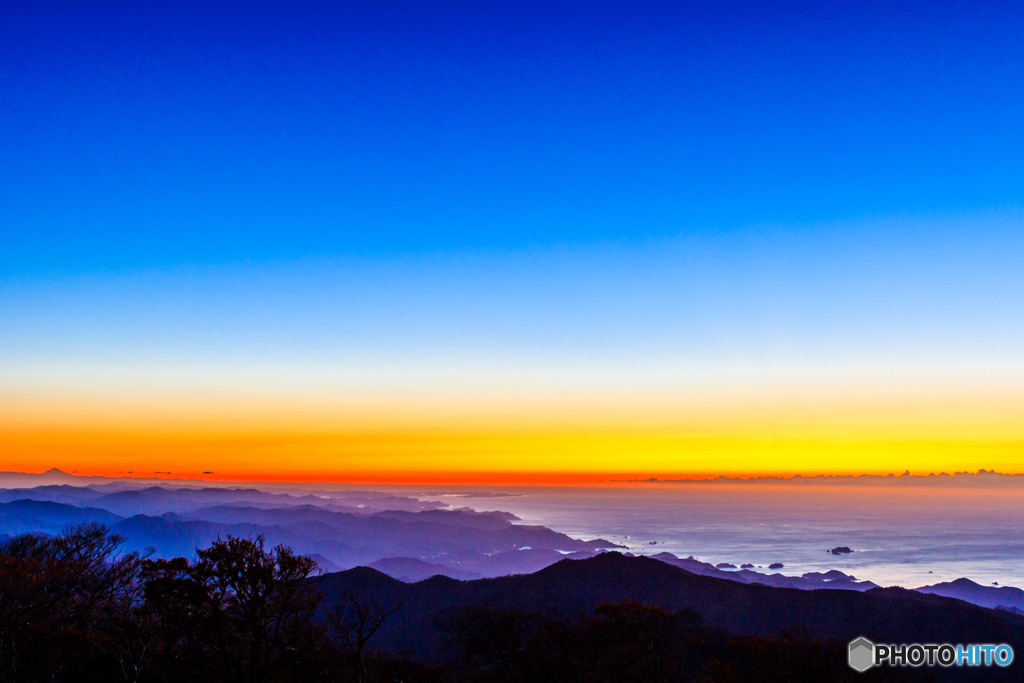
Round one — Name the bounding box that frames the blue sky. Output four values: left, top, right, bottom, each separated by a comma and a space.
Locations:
4, 214, 1022, 372
3, 2, 1024, 477
3, 0, 1023, 274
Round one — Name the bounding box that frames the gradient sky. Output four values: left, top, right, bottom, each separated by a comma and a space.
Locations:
2, 1, 1023, 480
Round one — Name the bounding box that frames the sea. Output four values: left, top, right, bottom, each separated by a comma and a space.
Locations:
406, 484, 1024, 589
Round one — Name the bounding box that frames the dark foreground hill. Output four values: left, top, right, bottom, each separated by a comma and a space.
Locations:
317, 553, 1024, 679
3, 525, 1018, 683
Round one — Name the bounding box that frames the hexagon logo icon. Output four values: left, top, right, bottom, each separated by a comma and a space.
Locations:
848, 637, 875, 672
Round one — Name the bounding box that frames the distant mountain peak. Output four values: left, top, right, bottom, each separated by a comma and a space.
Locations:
915, 577, 1024, 610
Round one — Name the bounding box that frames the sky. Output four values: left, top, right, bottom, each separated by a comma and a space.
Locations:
2, 0, 1023, 481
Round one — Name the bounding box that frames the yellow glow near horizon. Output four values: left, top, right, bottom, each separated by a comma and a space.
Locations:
1, 429, 1022, 483
3, 360, 1023, 482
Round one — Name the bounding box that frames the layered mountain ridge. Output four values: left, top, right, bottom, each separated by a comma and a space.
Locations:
0, 481, 1019, 613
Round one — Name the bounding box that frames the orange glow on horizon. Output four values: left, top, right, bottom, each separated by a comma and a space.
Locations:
4, 368, 1023, 481
3, 428, 1022, 483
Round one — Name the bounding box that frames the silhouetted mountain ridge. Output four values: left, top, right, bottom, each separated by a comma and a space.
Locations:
317, 552, 1024, 679
0, 499, 123, 534
915, 577, 1024, 610
0, 496, 619, 576
367, 556, 482, 581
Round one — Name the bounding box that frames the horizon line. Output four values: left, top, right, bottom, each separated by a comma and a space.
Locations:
2, 467, 1023, 489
